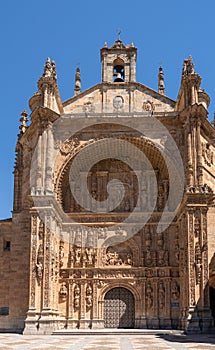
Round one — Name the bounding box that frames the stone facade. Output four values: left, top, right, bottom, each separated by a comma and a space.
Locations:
1, 38, 215, 334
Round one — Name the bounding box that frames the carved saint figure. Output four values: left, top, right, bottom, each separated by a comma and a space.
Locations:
86, 248, 95, 266
157, 250, 168, 266
36, 261, 43, 282
145, 249, 152, 266
146, 283, 153, 309
74, 284, 80, 309
158, 283, 165, 310
86, 284, 93, 309
106, 250, 122, 266
171, 281, 180, 300
75, 247, 82, 266
59, 282, 68, 300
126, 253, 133, 265
195, 242, 202, 284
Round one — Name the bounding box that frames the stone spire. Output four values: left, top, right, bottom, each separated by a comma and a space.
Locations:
182, 55, 195, 76
19, 110, 28, 135
158, 66, 165, 95
42, 57, 57, 80
74, 67, 81, 96
175, 55, 210, 111
29, 57, 63, 115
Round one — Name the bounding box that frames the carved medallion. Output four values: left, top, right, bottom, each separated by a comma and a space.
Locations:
142, 100, 155, 112
113, 95, 124, 110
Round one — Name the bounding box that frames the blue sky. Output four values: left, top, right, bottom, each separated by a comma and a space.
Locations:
1, 0, 215, 219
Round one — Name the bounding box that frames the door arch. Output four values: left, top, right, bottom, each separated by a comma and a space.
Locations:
104, 287, 135, 328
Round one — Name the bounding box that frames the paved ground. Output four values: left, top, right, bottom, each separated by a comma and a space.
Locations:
0, 332, 215, 350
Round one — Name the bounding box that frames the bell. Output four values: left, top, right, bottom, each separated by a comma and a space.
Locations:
114, 72, 124, 82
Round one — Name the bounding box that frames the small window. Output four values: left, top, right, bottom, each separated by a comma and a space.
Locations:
3, 240, 11, 251
0, 307, 9, 316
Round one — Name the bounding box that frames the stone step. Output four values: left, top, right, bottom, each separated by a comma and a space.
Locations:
52, 329, 184, 336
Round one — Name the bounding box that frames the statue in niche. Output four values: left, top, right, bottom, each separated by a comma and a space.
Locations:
37, 243, 43, 263
126, 253, 133, 265
36, 261, 43, 284
59, 282, 68, 300
146, 283, 153, 309
194, 214, 201, 237
74, 284, 80, 309
145, 226, 151, 249
74, 247, 82, 266
38, 221, 44, 239
158, 283, 165, 309
157, 250, 168, 266
86, 248, 95, 266
195, 242, 202, 284
145, 249, 152, 266
175, 244, 180, 264
59, 240, 64, 268
171, 281, 180, 300
36, 243, 43, 284
86, 284, 93, 309
157, 232, 164, 249
68, 247, 75, 267
202, 143, 213, 166
82, 250, 88, 267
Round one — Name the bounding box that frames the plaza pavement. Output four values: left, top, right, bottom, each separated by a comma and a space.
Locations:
0, 331, 215, 349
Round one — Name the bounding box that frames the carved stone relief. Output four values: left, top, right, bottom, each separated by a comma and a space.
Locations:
146, 282, 153, 309
74, 284, 81, 309
86, 283, 93, 309
171, 281, 180, 301
104, 244, 133, 266
202, 143, 213, 166
158, 282, 165, 310
59, 282, 68, 301
142, 100, 155, 112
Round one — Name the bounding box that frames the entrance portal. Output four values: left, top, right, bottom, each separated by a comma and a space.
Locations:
104, 287, 135, 328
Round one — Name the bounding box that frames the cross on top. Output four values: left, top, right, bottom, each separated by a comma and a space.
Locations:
117, 28, 121, 40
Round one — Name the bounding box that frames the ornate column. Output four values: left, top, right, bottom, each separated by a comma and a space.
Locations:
180, 206, 213, 333
196, 120, 203, 186
45, 126, 54, 194
67, 281, 74, 328
138, 280, 147, 328
165, 279, 171, 328
187, 129, 193, 187
23, 214, 39, 334
35, 134, 42, 194
79, 279, 86, 328
152, 280, 159, 328
37, 215, 58, 333
198, 208, 213, 331
91, 282, 103, 328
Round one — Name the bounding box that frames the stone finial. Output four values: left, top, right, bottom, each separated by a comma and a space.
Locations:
19, 109, 28, 135
158, 66, 165, 95
74, 67, 81, 96
182, 55, 195, 76
43, 57, 57, 80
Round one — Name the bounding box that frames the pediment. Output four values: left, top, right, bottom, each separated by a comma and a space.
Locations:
63, 83, 175, 115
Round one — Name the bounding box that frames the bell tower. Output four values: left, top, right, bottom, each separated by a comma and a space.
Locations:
100, 37, 137, 83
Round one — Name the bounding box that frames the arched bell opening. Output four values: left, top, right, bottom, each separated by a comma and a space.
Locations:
113, 58, 125, 82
